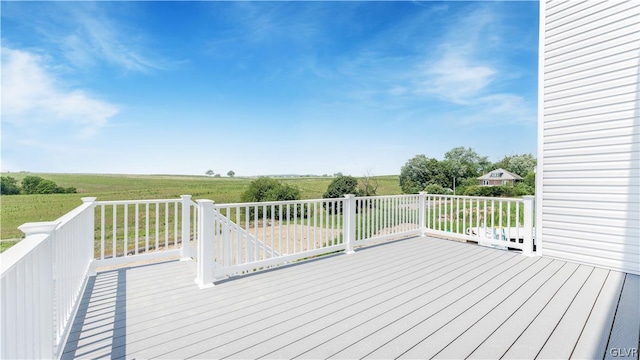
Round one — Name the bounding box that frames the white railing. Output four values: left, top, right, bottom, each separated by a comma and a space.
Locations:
354, 194, 422, 245
214, 209, 280, 259
1, 197, 96, 360
195, 193, 536, 287
424, 194, 535, 255
93, 195, 197, 267
195, 194, 435, 287
196, 197, 347, 286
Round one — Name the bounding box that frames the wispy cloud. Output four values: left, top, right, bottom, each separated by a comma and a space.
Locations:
4, 2, 163, 74
1, 47, 118, 139
415, 4, 536, 125
68, 5, 165, 73
416, 52, 497, 104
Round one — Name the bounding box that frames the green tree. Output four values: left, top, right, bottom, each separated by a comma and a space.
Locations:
227, 170, 235, 177
507, 154, 537, 177
443, 146, 490, 184
399, 155, 449, 193
493, 154, 537, 177
241, 177, 300, 203
1, 176, 20, 195
523, 171, 535, 188
323, 175, 358, 199
21, 176, 45, 194
34, 180, 59, 194
241, 178, 301, 219
205, 169, 214, 177
323, 175, 360, 214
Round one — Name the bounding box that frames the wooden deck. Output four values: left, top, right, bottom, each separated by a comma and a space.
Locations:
62, 237, 640, 359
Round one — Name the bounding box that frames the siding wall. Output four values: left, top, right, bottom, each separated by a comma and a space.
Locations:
539, 0, 640, 275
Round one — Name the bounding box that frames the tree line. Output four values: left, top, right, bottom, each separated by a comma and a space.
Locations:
1, 176, 77, 195
399, 146, 536, 196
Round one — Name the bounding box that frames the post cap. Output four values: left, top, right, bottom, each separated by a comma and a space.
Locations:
196, 199, 215, 204
18, 221, 60, 236
81, 197, 97, 203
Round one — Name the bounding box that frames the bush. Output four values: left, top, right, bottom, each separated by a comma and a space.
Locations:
523, 171, 535, 188
21, 176, 45, 194
19, 175, 77, 195
424, 183, 447, 194
241, 178, 302, 219
35, 180, 59, 194
1, 176, 20, 195
495, 185, 515, 197
323, 176, 358, 199
463, 185, 483, 196
323, 175, 359, 214
241, 177, 300, 203
514, 182, 534, 196
463, 184, 531, 197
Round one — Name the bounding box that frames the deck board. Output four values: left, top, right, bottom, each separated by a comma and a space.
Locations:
226, 246, 508, 360
467, 261, 581, 359
537, 267, 610, 359
605, 273, 640, 360
571, 270, 626, 360
405, 257, 563, 359
61, 236, 640, 360
501, 265, 594, 360
259, 245, 499, 359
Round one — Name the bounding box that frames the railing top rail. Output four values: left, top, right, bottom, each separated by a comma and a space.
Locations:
214, 197, 345, 208
356, 194, 419, 200
96, 198, 183, 205
53, 201, 95, 228
425, 194, 525, 202
0, 233, 52, 274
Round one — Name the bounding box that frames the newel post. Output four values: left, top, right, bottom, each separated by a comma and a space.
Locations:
18, 221, 59, 359
180, 195, 192, 260
343, 194, 356, 254
195, 200, 215, 289
418, 192, 427, 236
522, 196, 535, 257
81, 197, 98, 276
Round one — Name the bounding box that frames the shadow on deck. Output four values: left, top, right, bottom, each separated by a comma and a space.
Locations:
62, 237, 639, 359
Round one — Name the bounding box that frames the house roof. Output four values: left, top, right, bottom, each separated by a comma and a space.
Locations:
478, 168, 523, 181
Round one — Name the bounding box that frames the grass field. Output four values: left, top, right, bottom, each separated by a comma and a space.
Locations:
1, 173, 402, 243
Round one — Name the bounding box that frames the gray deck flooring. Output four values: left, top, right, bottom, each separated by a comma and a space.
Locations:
62, 237, 640, 359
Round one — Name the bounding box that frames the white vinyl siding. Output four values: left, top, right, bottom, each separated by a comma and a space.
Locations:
540, 0, 640, 275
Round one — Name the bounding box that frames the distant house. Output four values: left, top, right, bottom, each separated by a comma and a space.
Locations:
477, 168, 522, 186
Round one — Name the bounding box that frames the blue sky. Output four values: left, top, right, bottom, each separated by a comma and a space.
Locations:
1, 1, 539, 176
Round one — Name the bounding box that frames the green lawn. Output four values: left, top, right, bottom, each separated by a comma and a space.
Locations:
1, 173, 402, 242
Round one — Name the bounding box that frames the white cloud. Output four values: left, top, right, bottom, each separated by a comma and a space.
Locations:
416, 52, 496, 104
1, 47, 118, 139
61, 7, 162, 73
4, 2, 163, 74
